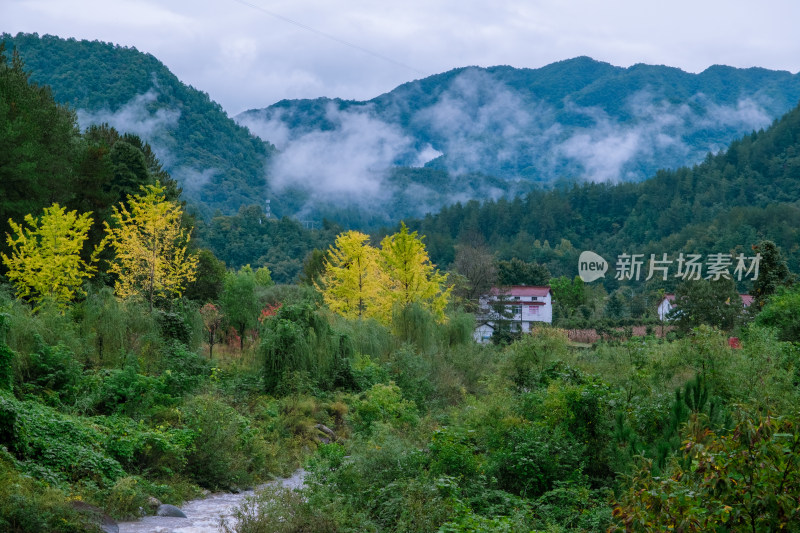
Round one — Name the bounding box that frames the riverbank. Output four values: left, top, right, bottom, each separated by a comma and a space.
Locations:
117, 469, 306, 533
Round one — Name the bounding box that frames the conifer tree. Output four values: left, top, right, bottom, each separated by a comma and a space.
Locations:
750, 240, 795, 310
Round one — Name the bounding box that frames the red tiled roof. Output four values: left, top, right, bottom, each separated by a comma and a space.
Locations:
490, 286, 551, 297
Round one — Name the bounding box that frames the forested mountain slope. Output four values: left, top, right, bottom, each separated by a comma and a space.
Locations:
6, 32, 800, 228
1, 32, 276, 218
404, 100, 800, 287
239, 57, 800, 201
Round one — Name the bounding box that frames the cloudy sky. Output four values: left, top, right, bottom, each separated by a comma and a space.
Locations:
4, 0, 800, 115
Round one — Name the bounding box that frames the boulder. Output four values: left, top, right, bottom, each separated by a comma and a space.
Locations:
156, 504, 187, 518
100, 521, 120, 533
315, 423, 337, 443
147, 496, 162, 509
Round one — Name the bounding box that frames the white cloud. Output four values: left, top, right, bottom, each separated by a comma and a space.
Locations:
76, 88, 180, 142
237, 109, 292, 150
240, 65, 781, 194
246, 103, 436, 201
76, 87, 219, 193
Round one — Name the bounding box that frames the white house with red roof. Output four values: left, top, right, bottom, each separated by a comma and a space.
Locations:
658, 293, 754, 321
474, 285, 553, 342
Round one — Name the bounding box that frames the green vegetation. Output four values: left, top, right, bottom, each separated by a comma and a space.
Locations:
3, 27, 800, 533
215, 319, 800, 533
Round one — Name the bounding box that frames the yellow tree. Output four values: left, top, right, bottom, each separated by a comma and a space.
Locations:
378, 222, 451, 323
318, 230, 383, 319
2, 203, 102, 310
103, 182, 197, 310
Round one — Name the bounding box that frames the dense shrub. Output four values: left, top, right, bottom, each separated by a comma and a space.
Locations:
259, 303, 355, 393
487, 423, 585, 498
349, 382, 419, 434
75, 364, 174, 418
182, 394, 270, 489
0, 452, 100, 532
0, 391, 125, 486
0, 313, 14, 391
221, 484, 339, 533
14, 336, 82, 407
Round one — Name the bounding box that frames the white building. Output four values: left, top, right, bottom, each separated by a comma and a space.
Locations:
657, 294, 677, 321
474, 286, 553, 343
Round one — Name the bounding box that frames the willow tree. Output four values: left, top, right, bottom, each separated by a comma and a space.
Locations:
2, 203, 102, 310
103, 182, 197, 310
318, 230, 383, 320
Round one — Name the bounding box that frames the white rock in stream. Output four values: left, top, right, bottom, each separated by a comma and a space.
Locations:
117, 470, 306, 533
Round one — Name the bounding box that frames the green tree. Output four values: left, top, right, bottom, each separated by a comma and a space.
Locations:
754, 285, 800, 342
550, 275, 586, 318
259, 302, 353, 393
605, 291, 627, 319
378, 223, 451, 323
184, 249, 227, 303
220, 265, 260, 352
0, 44, 79, 261
103, 182, 198, 311
497, 258, 550, 286
298, 249, 328, 286
254, 266, 274, 288
671, 278, 743, 333
71, 125, 182, 265
2, 203, 102, 310
451, 244, 497, 311
750, 240, 794, 311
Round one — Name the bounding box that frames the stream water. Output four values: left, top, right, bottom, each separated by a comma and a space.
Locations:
117, 469, 306, 533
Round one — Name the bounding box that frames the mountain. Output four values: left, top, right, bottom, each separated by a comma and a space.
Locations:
400, 98, 800, 287
238, 57, 800, 221
1, 33, 527, 226
0, 32, 277, 218
6, 32, 800, 230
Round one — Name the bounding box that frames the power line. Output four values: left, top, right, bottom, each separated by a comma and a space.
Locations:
229, 0, 428, 77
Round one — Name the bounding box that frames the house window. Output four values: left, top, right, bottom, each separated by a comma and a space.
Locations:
511, 305, 521, 316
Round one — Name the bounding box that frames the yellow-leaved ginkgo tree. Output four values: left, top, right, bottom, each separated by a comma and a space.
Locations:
377, 222, 451, 323
103, 182, 198, 310
319, 224, 451, 324
1, 203, 102, 310
318, 230, 384, 319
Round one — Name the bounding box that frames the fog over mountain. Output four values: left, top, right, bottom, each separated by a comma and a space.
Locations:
7, 32, 800, 227
237, 58, 800, 213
